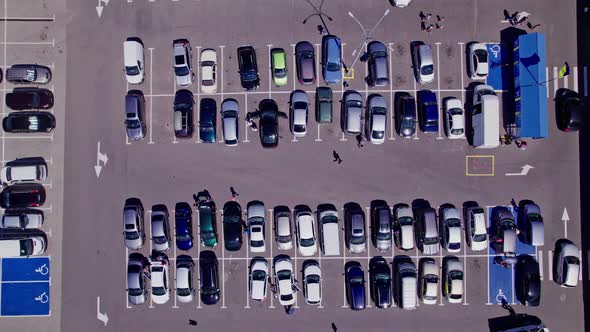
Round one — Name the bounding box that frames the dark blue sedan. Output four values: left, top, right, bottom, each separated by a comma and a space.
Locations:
199, 98, 216, 143
174, 202, 193, 250
321, 35, 342, 84
417, 89, 439, 133
345, 261, 366, 310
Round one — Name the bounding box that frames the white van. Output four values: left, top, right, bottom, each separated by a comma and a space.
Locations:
1, 164, 47, 185
1, 210, 44, 228
318, 205, 340, 256
0, 236, 46, 257
396, 261, 417, 310
390, 0, 412, 7
472, 84, 499, 149
124, 38, 145, 84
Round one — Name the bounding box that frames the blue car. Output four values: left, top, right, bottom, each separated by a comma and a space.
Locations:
175, 202, 193, 250
321, 35, 342, 84
345, 261, 366, 310
417, 90, 439, 133
199, 98, 216, 143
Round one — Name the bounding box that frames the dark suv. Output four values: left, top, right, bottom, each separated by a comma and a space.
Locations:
366, 41, 390, 87
6, 88, 54, 110
3, 111, 56, 133
237, 46, 260, 90
0, 184, 46, 208
173, 90, 194, 138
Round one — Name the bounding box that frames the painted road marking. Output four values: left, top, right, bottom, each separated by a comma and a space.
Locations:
538, 250, 543, 280
553, 66, 558, 97
548, 250, 553, 282
465, 155, 495, 177
574, 66, 578, 92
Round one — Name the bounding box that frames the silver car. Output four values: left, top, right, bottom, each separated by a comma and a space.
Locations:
290, 90, 309, 137
151, 205, 171, 252
247, 201, 266, 253
221, 98, 239, 146
123, 200, 145, 250
372, 205, 392, 252
6, 64, 52, 84
365, 94, 387, 144
173, 39, 194, 87
345, 205, 366, 254
341, 90, 363, 135
127, 256, 147, 305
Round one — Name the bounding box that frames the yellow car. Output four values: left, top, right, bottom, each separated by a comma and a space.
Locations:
271, 48, 288, 86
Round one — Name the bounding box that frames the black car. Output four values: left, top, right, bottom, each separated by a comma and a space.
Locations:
173, 90, 194, 138
222, 201, 243, 251
0, 184, 46, 208
395, 93, 416, 138
555, 88, 583, 132
515, 255, 541, 307
369, 257, 392, 309
295, 41, 316, 85
6, 88, 54, 110
237, 46, 260, 90
199, 251, 220, 305
2, 111, 56, 133
258, 99, 279, 148
199, 98, 216, 143
315, 87, 332, 123
345, 261, 366, 310
366, 41, 390, 87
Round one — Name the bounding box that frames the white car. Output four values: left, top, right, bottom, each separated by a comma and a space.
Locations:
1, 210, 43, 229
440, 207, 462, 253
175, 260, 195, 303
555, 240, 580, 287
419, 258, 438, 305
444, 258, 463, 304
394, 204, 415, 251
151, 259, 170, 304
290, 90, 309, 137
151, 206, 170, 253
295, 209, 317, 256
366, 94, 387, 144
123, 38, 144, 84
443, 97, 465, 139
247, 201, 266, 253
249, 259, 268, 301
221, 98, 239, 146
1, 163, 47, 185
274, 207, 293, 250
274, 257, 295, 306
468, 43, 489, 79
465, 206, 487, 251
200, 49, 217, 93
173, 39, 194, 87
412, 43, 434, 84
303, 261, 322, 305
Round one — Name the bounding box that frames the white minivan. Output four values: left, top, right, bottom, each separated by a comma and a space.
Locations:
317, 204, 340, 256
471, 84, 499, 149
124, 38, 145, 84
1, 163, 47, 185
0, 236, 46, 257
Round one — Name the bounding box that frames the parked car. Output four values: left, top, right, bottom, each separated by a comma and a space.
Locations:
519, 202, 544, 246
411, 43, 434, 84
369, 257, 392, 308
371, 204, 392, 252
344, 204, 366, 254
555, 240, 580, 287
393, 204, 415, 251
418, 258, 439, 305
468, 43, 489, 79
237, 46, 260, 90
303, 260, 322, 305
394, 260, 417, 310
443, 257, 464, 303
271, 48, 288, 86
198, 199, 218, 247
342, 91, 363, 135
172, 39, 193, 86
366, 41, 390, 87
6, 88, 53, 110
1, 209, 44, 229
247, 201, 266, 253
345, 261, 366, 310
443, 97, 465, 139
365, 94, 388, 144
417, 90, 438, 133
515, 255, 541, 306
321, 35, 342, 84
175, 202, 193, 250
395, 93, 416, 137
439, 206, 461, 253
173, 90, 194, 138
295, 208, 317, 256
223, 201, 243, 251
199, 252, 220, 304
555, 89, 583, 132
315, 87, 333, 123
124, 38, 145, 84
273, 206, 293, 250
176, 260, 195, 303
0, 233, 46, 257
150, 258, 170, 304
151, 205, 171, 252
221, 98, 239, 146
465, 205, 487, 251
123, 200, 144, 250
259, 99, 280, 148
415, 207, 439, 255
274, 256, 295, 306
317, 204, 340, 256
200, 48, 217, 93
249, 258, 268, 301
0, 183, 46, 208
127, 255, 147, 305
2, 112, 56, 133
491, 207, 517, 263
199, 98, 216, 143
6, 64, 51, 84
290, 90, 309, 137
125, 90, 146, 141
1, 162, 47, 185
295, 41, 316, 85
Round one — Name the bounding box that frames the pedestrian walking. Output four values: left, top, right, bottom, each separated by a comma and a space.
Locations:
342, 81, 349, 88
192, 194, 200, 207
527, 22, 541, 30
435, 23, 444, 30
143, 266, 151, 280
425, 24, 434, 33
188, 320, 198, 326
332, 150, 343, 164
355, 134, 364, 148
203, 189, 212, 201
331, 323, 338, 332
317, 24, 325, 35
436, 15, 445, 22
230, 186, 239, 200
500, 134, 513, 145
513, 11, 530, 26
420, 12, 432, 21
515, 139, 527, 150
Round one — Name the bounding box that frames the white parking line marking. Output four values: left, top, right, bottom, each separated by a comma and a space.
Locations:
220, 46, 225, 99
435, 42, 443, 140
511, 265, 516, 305
364, 206, 371, 308
574, 66, 579, 92
553, 66, 558, 97
243, 93, 250, 143
267, 44, 273, 99
315, 44, 321, 89
267, 208, 275, 308
196, 210, 202, 309
292, 208, 299, 308
548, 250, 553, 282
315, 123, 322, 141
538, 250, 543, 281
291, 44, 297, 91
2, 0, 6, 167
545, 67, 549, 97
245, 232, 250, 309
149, 48, 155, 144
579, 250, 583, 281
387, 42, 395, 141
0, 15, 55, 21
0, 41, 54, 45
564, 72, 569, 89
220, 210, 227, 308
147, 210, 153, 253
412, 79, 419, 140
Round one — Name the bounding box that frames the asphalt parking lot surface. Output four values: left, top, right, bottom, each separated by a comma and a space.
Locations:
0, 0, 580, 332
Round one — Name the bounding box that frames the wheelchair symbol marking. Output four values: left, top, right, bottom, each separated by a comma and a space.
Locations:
35, 292, 49, 304
489, 44, 501, 58
35, 263, 49, 275
495, 289, 507, 303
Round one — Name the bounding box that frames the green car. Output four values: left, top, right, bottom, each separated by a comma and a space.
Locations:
271, 48, 288, 86
199, 201, 218, 247
315, 86, 333, 123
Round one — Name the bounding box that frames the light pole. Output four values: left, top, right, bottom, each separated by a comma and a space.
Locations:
345, 9, 390, 75
301, 0, 333, 35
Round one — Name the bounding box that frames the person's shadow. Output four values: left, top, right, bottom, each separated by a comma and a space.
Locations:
331, 322, 337, 332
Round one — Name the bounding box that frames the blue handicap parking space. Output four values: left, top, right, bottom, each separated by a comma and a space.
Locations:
0, 257, 50, 316
486, 43, 504, 90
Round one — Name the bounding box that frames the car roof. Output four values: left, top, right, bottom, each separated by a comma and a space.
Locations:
272, 49, 286, 68
298, 213, 314, 238
368, 41, 387, 53
176, 265, 190, 289
200, 49, 217, 62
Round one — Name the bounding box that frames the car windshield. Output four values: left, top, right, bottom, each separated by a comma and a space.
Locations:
126, 119, 141, 129
350, 277, 362, 285
125, 230, 139, 240
294, 124, 306, 133
327, 62, 340, 72
242, 71, 258, 81
375, 273, 391, 284
252, 270, 266, 281
152, 286, 166, 296
307, 275, 320, 284
175, 66, 189, 76
300, 238, 315, 247
174, 103, 191, 111
301, 52, 313, 60
449, 271, 463, 280
278, 235, 291, 243
201, 230, 215, 240
377, 230, 391, 240
399, 216, 413, 226
251, 240, 264, 247
176, 234, 190, 241
21, 239, 33, 255
128, 287, 143, 296
224, 215, 240, 223
177, 288, 191, 296
274, 68, 286, 78
202, 79, 214, 86
372, 131, 384, 139
473, 233, 487, 242
280, 294, 293, 301
424, 236, 438, 245
425, 275, 438, 284
351, 235, 365, 245
474, 49, 488, 62
421, 65, 434, 75
154, 236, 168, 244
447, 218, 460, 227
202, 287, 219, 296
347, 100, 362, 108
450, 294, 462, 300
451, 128, 464, 135
126, 66, 140, 76
277, 270, 291, 280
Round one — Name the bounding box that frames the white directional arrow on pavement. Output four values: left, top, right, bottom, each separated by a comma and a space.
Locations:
505, 164, 534, 176
96, 0, 110, 18
97, 296, 108, 326
94, 141, 108, 178
562, 207, 570, 238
